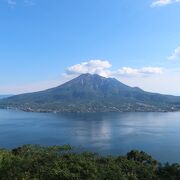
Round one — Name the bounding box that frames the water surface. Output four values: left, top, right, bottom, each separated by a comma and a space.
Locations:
0, 109, 180, 163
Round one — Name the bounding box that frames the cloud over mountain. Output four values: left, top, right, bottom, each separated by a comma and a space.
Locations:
66, 60, 163, 78
66, 60, 112, 77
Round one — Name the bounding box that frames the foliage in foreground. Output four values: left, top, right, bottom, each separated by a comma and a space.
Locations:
0, 145, 179, 180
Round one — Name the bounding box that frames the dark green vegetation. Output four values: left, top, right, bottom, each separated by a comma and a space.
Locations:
1, 73, 180, 112
0, 145, 179, 180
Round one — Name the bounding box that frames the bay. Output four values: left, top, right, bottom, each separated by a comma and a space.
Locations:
0, 109, 180, 163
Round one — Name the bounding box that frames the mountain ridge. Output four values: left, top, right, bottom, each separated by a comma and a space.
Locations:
0, 73, 180, 112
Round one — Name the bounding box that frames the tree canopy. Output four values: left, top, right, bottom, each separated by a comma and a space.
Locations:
0, 145, 179, 180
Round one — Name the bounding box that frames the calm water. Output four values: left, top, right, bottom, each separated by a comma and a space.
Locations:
0, 109, 180, 163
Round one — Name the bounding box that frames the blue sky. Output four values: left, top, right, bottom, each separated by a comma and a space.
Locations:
0, 0, 180, 95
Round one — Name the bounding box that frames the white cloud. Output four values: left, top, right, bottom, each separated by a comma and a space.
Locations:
168, 46, 180, 60
118, 70, 180, 95
114, 67, 163, 77
151, 0, 180, 7
139, 67, 163, 74
66, 60, 163, 78
66, 60, 112, 77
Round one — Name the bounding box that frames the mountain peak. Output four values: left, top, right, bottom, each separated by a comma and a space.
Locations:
71, 73, 108, 86
78, 73, 106, 79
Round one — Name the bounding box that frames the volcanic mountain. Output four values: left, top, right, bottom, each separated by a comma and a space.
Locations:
0, 73, 180, 112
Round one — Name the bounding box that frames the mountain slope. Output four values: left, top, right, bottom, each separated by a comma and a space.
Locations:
0, 73, 180, 112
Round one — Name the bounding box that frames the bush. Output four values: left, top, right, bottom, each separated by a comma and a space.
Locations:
0, 145, 179, 179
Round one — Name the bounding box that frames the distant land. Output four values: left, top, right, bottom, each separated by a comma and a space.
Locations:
0, 73, 180, 113
0, 95, 14, 99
